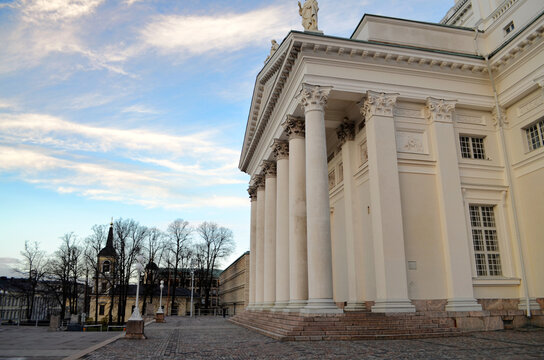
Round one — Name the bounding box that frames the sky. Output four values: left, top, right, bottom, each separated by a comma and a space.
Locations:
0, 0, 454, 277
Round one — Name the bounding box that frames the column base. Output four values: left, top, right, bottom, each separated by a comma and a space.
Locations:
344, 302, 367, 312
283, 300, 307, 312
270, 301, 289, 312
517, 298, 541, 311
371, 299, 415, 313
260, 301, 275, 310
300, 299, 343, 314
445, 298, 482, 312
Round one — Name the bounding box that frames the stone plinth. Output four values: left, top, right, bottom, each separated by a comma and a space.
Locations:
125, 319, 146, 339
155, 312, 165, 323
48, 315, 60, 331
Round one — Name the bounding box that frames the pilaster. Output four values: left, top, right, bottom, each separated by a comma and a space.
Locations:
297, 84, 341, 314
425, 97, 481, 312
362, 90, 415, 313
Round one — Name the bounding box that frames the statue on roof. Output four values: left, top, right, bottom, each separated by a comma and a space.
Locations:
265, 39, 279, 63
298, 0, 319, 32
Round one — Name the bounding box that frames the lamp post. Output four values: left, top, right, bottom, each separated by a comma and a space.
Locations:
156, 280, 165, 323
125, 255, 146, 339
190, 269, 195, 317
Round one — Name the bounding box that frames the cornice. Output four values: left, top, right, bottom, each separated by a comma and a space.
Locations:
239, 41, 301, 173
440, 0, 471, 25
488, 15, 544, 72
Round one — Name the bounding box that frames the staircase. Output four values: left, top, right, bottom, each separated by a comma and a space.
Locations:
230, 310, 461, 341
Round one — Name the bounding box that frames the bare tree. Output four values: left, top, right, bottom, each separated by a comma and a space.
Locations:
83, 224, 107, 323
45, 233, 82, 320
18, 240, 46, 321
114, 218, 147, 323
195, 222, 234, 309
142, 227, 164, 313
166, 219, 191, 315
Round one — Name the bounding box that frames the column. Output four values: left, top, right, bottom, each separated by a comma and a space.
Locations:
247, 185, 258, 309
336, 121, 366, 311
262, 160, 277, 308
283, 116, 309, 312
254, 175, 266, 308
362, 90, 415, 313
297, 83, 341, 314
272, 140, 290, 311
425, 97, 481, 311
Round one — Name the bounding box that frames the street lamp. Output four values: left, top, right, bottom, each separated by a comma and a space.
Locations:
129, 255, 144, 321
190, 269, 195, 317
125, 255, 146, 339
158, 280, 164, 314
155, 279, 165, 323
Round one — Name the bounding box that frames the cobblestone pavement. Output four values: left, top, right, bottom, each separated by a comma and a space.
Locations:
82, 316, 544, 360
0, 325, 121, 359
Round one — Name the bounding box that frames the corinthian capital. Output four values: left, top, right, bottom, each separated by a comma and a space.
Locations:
282, 115, 305, 139
492, 106, 507, 127
262, 160, 277, 177
425, 97, 456, 123
247, 185, 257, 201
336, 119, 355, 146
272, 139, 289, 160
360, 90, 398, 118
253, 175, 265, 190
297, 83, 332, 112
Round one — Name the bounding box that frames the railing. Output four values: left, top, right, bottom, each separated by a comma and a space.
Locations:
83, 324, 102, 332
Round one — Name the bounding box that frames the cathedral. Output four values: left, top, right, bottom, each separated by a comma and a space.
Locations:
235, 0, 544, 339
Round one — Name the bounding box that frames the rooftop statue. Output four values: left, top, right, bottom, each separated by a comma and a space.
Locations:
298, 0, 319, 32
265, 40, 279, 63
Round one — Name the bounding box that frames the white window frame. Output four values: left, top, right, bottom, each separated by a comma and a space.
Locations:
462, 188, 514, 279
524, 118, 544, 152
459, 135, 487, 160
468, 204, 502, 276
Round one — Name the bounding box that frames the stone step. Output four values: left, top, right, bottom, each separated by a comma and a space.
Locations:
230, 310, 461, 341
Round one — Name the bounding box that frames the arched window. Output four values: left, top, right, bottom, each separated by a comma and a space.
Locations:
102, 260, 111, 274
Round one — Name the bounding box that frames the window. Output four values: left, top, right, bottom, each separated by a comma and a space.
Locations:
460, 136, 486, 159
99, 304, 105, 316
525, 119, 544, 151
469, 205, 502, 276
102, 260, 110, 274
504, 21, 514, 35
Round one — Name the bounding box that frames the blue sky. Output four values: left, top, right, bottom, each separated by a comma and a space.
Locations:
0, 0, 454, 276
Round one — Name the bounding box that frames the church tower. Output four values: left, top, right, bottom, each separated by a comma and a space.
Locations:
97, 220, 116, 293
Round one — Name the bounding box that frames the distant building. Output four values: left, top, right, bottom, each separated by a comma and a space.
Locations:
0, 277, 61, 324
89, 284, 193, 321
219, 252, 249, 316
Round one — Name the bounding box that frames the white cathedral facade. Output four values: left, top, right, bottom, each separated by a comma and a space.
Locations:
238, 0, 544, 332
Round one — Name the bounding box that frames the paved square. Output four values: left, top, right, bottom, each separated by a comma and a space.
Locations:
0, 325, 122, 360
83, 317, 544, 360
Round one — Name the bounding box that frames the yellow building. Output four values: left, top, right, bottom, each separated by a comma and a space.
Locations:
219, 252, 249, 316
89, 285, 193, 322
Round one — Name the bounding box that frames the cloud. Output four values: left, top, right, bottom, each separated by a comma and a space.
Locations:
0, 112, 247, 209
141, 5, 297, 57
0, 99, 18, 110
0, 257, 20, 277
122, 104, 158, 114
20, 0, 104, 23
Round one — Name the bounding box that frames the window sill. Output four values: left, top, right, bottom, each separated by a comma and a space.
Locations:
472, 277, 521, 286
